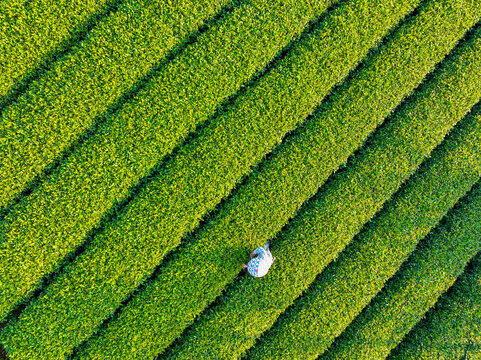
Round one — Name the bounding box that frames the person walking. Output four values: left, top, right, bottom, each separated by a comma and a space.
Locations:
242, 241, 275, 278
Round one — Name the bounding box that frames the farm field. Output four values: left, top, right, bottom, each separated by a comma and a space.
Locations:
0, 0, 480, 359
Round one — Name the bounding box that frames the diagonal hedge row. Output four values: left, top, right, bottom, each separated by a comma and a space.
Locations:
160, 14, 481, 360
0, 0, 230, 208
0, 0, 413, 356
0, 0, 241, 319
388, 251, 481, 360
81, 1, 480, 356
321, 176, 481, 360
246, 102, 481, 360
0, 0, 112, 99
0, 0, 341, 325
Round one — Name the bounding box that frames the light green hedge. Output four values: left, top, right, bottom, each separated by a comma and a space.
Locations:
74, 0, 437, 357
0, 0, 234, 319
0, 0, 229, 208
248, 101, 481, 360
321, 170, 481, 360
0, 0, 408, 356
158, 7, 481, 360
0, 0, 111, 99
0, 0, 340, 326
388, 251, 481, 360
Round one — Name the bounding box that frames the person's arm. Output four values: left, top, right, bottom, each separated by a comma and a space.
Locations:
253, 247, 264, 257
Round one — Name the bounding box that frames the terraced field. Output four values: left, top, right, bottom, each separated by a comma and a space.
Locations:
0, 0, 480, 359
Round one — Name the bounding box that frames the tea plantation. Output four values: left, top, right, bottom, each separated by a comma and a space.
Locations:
0, 0, 480, 359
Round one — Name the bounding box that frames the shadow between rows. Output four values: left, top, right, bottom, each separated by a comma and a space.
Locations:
65, 0, 352, 356
318, 178, 481, 360
239, 12, 481, 360
242, 27, 481, 358
0, 0, 126, 340
0, 0, 249, 223
0, 342, 7, 360
0, 0, 348, 342
171, 15, 481, 360
0, 0, 124, 118
0, 0, 246, 331
3, 0, 466, 355
387, 249, 481, 360
68, 0, 452, 357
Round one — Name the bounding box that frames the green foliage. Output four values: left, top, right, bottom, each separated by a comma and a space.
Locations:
389, 252, 481, 360
0, 0, 111, 99
88, 2, 481, 360
157, 13, 481, 360
321, 175, 481, 360
0, 0, 342, 332
247, 103, 481, 360
0, 0, 229, 208
1, 0, 412, 356
1, 1, 480, 360
0, 0, 233, 320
